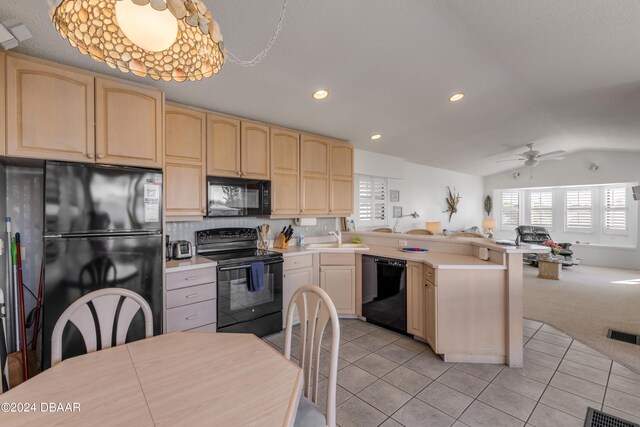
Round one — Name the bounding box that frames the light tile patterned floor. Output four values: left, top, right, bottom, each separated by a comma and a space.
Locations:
264, 318, 640, 427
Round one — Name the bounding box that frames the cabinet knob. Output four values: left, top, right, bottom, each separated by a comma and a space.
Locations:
86, 153, 94, 159
97, 154, 104, 159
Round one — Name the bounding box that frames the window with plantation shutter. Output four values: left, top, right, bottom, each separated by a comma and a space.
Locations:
530, 191, 553, 227
500, 192, 520, 228
565, 189, 593, 231
355, 174, 387, 226
604, 187, 627, 234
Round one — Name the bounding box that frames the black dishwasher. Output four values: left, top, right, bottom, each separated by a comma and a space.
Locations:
362, 255, 407, 333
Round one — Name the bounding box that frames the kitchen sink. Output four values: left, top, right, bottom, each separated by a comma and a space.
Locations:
304, 243, 370, 250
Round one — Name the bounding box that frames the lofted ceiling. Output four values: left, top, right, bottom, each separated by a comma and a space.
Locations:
2, 0, 640, 176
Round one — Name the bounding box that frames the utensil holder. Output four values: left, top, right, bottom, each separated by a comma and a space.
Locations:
273, 233, 288, 249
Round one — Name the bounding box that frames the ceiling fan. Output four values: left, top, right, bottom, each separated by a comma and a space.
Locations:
498, 143, 566, 167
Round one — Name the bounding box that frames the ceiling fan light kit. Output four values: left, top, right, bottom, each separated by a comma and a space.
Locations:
48, 0, 225, 82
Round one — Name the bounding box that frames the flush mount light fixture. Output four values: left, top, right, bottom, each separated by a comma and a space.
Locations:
370, 134, 382, 140
48, 0, 225, 82
448, 92, 465, 102
312, 89, 329, 100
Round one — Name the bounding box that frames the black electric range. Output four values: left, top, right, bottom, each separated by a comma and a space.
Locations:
195, 228, 284, 337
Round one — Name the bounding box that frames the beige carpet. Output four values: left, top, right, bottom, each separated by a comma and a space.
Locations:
524, 263, 640, 374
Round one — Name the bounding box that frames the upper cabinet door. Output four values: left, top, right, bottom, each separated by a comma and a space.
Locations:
165, 104, 206, 164
0, 53, 5, 157
206, 113, 241, 178
241, 121, 270, 180
95, 78, 162, 168
6, 56, 95, 162
330, 141, 354, 215
301, 134, 330, 215
165, 104, 207, 218
270, 128, 300, 215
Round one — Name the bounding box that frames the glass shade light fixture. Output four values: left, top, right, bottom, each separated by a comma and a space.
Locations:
48, 0, 225, 82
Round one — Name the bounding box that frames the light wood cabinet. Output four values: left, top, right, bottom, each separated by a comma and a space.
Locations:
407, 262, 425, 338
206, 113, 241, 177
6, 55, 95, 162
425, 280, 437, 349
95, 78, 163, 168
165, 105, 207, 218
300, 134, 330, 215
0, 52, 5, 157
283, 266, 314, 326
271, 128, 300, 215
330, 141, 354, 215
320, 265, 355, 315
241, 121, 270, 179
206, 116, 270, 179
166, 265, 217, 333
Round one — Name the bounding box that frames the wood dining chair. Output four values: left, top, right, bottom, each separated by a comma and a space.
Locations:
284, 285, 340, 427
51, 288, 153, 366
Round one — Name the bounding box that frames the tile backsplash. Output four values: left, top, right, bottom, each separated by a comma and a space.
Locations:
166, 217, 340, 246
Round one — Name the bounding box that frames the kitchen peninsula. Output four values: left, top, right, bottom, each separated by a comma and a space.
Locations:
274, 232, 548, 368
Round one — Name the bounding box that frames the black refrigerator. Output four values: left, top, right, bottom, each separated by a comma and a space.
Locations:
42, 162, 163, 369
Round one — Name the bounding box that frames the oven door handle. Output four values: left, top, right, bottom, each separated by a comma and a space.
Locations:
218, 259, 284, 272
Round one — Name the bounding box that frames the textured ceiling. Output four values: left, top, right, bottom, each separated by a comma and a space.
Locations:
2, 0, 640, 176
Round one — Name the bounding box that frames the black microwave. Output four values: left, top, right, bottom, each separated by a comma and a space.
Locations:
206, 177, 271, 217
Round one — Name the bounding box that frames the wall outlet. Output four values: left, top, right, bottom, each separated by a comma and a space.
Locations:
398, 240, 408, 247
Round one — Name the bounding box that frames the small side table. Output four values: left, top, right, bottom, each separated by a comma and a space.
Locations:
538, 260, 562, 280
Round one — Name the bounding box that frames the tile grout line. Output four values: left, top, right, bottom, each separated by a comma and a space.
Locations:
523, 334, 574, 426
601, 358, 614, 413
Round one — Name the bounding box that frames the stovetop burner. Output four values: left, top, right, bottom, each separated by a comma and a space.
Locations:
195, 227, 283, 266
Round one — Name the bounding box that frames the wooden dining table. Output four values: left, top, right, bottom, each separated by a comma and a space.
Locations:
0, 332, 303, 426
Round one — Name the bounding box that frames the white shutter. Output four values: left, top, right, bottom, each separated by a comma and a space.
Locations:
358, 178, 373, 221
565, 189, 593, 231
604, 187, 627, 233
500, 192, 520, 228
530, 191, 553, 227
356, 175, 387, 226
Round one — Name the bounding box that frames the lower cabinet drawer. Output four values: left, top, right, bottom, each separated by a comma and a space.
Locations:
166, 299, 216, 333
166, 283, 216, 309
186, 323, 217, 333
284, 254, 313, 271
166, 266, 216, 291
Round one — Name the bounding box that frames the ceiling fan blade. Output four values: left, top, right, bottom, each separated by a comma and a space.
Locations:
537, 150, 567, 159
540, 157, 566, 161
496, 158, 525, 163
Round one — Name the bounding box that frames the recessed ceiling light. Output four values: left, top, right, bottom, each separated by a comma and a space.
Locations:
370, 134, 382, 140
312, 89, 329, 100
449, 92, 465, 102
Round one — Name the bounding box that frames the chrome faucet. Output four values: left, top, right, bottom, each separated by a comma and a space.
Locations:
329, 230, 342, 246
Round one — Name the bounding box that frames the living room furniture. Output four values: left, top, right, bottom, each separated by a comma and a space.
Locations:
0, 333, 303, 426
538, 259, 563, 280
515, 225, 577, 266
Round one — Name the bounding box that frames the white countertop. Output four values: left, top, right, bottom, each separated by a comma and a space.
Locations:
166, 255, 217, 273
272, 245, 506, 270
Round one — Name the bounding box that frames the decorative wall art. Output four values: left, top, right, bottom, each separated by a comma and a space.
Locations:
443, 187, 461, 222
390, 190, 400, 203
393, 206, 402, 218
484, 195, 493, 216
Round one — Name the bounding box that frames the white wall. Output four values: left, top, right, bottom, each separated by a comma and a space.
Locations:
484, 150, 640, 269
354, 149, 485, 232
